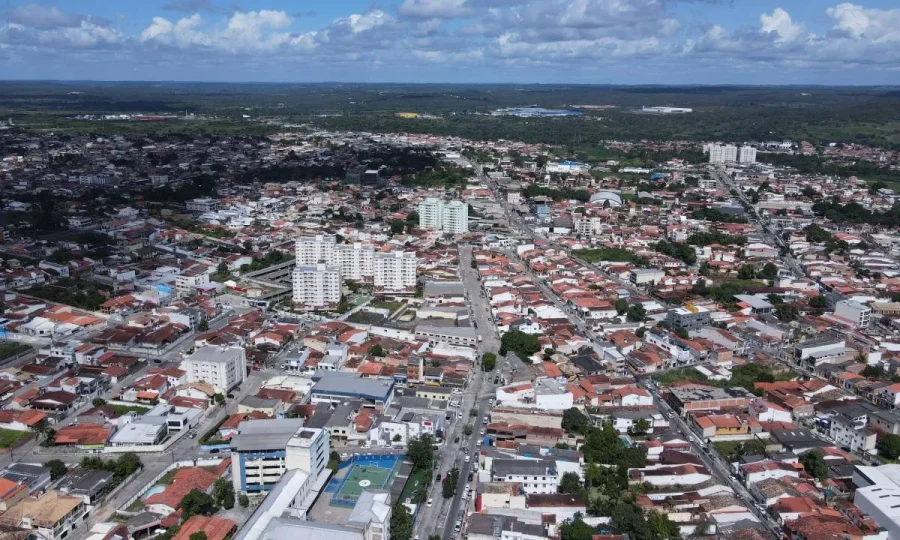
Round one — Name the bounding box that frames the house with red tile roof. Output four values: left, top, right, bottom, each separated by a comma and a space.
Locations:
54, 423, 112, 447
144, 467, 219, 515
0, 409, 46, 431
172, 516, 235, 540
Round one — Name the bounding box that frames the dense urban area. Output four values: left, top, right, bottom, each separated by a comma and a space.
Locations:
2, 84, 900, 540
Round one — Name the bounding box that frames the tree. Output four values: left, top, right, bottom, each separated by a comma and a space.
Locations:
442, 468, 459, 499
197, 320, 209, 331
222, 490, 235, 510
390, 219, 405, 235
212, 393, 225, 404
190, 533, 208, 540
46, 459, 68, 481
675, 328, 689, 339
737, 264, 757, 280
393, 434, 403, 442
809, 295, 828, 309
406, 435, 435, 472
92, 398, 107, 408
560, 513, 596, 540
500, 330, 541, 360
862, 364, 887, 379
562, 408, 590, 433
406, 211, 419, 224
776, 304, 800, 322
179, 489, 217, 519
558, 472, 583, 495
626, 304, 646, 323
216, 261, 229, 275
629, 417, 651, 436
212, 478, 233, 507
390, 503, 413, 540
464, 424, 473, 435
758, 262, 778, 280
482, 352, 496, 372
238, 493, 250, 508
369, 344, 386, 357
647, 510, 681, 539
615, 298, 629, 315
877, 433, 900, 460
799, 450, 828, 479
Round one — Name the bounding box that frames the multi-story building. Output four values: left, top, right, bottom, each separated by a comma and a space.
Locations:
182, 345, 246, 394
374, 251, 417, 294
295, 235, 335, 266
829, 413, 876, 454
291, 264, 341, 310
418, 198, 468, 233
666, 305, 712, 332
738, 146, 757, 163
835, 300, 872, 328
442, 200, 469, 233
333, 243, 374, 281
1, 490, 88, 540
186, 198, 221, 213
229, 419, 326, 494
708, 144, 738, 163
490, 459, 559, 494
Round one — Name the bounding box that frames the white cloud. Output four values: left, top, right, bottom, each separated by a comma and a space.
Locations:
760, 8, 803, 43
140, 14, 210, 48
336, 11, 391, 34
9, 4, 86, 29
827, 3, 900, 42
400, 0, 469, 19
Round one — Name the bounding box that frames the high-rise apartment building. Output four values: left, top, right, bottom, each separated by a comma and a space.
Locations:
418, 198, 468, 233
294, 234, 334, 265
708, 144, 738, 163
292, 264, 341, 309
374, 251, 417, 293
738, 146, 757, 164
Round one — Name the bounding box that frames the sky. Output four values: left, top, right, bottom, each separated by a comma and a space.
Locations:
0, 0, 899, 84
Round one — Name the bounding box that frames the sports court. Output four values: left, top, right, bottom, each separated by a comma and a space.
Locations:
327, 454, 404, 508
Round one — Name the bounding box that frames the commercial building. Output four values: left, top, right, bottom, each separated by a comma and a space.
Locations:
829, 413, 876, 454
186, 198, 221, 213
835, 300, 872, 328
666, 305, 712, 332
418, 198, 469, 233
230, 419, 329, 494
490, 459, 559, 494
629, 268, 665, 285
373, 251, 417, 294
309, 372, 395, 407
708, 144, 738, 164
853, 464, 900, 539
666, 384, 755, 413
414, 325, 478, 347
292, 264, 341, 310
182, 345, 247, 394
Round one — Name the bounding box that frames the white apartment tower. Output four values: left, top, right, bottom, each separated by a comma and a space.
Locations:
374, 251, 417, 293
182, 345, 247, 394
442, 201, 469, 234
292, 264, 341, 309
708, 144, 738, 164
295, 234, 335, 265
334, 243, 374, 281
739, 146, 757, 164
418, 198, 443, 230
418, 198, 468, 233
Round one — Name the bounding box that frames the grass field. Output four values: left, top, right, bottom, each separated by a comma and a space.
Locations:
400, 467, 430, 504
0, 429, 30, 449
111, 404, 151, 416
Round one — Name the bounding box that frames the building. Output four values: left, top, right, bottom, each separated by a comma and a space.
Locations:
373, 251, 417, 293
467, 514, 545, 540
230, 420, 328, 494
186, 198, 221, 213
829, 413, 876, 454
739, 146, 757, 164
295, 235, 335, 266
666, 305, 711, 332
629, 269, 664, 285
418, 198, 469, 234
708, 144, 738, 164
334, 243, 374, 282
666, 385, 755, 413
182, 345, 247, 394
0, 490, 88, 540
310, 372, 395, 407
292, 264, 341, 310
414, 325, 478, 347
490, 459, 558, 494
835, 300, 872, 328
507, 190, 521, 205
853, 465, 900, 539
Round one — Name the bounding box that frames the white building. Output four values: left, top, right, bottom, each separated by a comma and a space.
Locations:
181, 345, 246, 394
443, 200, 469, 234
285, 427, 330, 485
334, 243, 374, 281
835, 300, 872, 328
418, 198, 469, 233
507, 190, 521, 205
853, 465, 900, 540
374, 251, 417, 293
708, 144, 738, 164
829, 413, 876, 454
292, 264, 341, 310
295, 234, 335, 266
186, 198, 221, 212
490, 459, 559, 494
738, 146, 757, 164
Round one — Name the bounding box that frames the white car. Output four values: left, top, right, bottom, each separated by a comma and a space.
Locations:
465, 455, 471, 463
480, 429, 485, 436
427, 498, 433, 507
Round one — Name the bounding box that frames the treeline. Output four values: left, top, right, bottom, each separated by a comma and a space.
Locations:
812, 200, 900, 227
759, 153, 900, 181
523, 184, 590, 202
691, 208, 747, 224
654, 240, 697, 265
573, 248, 648, 266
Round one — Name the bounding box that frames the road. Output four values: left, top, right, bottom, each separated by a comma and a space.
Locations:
640, 379, 782, 536
413, 245, 499, 540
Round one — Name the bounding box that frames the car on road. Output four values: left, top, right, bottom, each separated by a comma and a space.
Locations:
480, 429, 485, 436
457, 412, 463, 419
340, 453, 349, 460
427, 498, 433, 507
465, 455, 470, 463
455, 521, 461, 532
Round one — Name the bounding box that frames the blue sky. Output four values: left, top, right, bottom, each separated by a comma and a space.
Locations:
1, 0, 899, 84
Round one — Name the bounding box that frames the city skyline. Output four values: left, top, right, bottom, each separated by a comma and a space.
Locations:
0, 0, 899, 84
